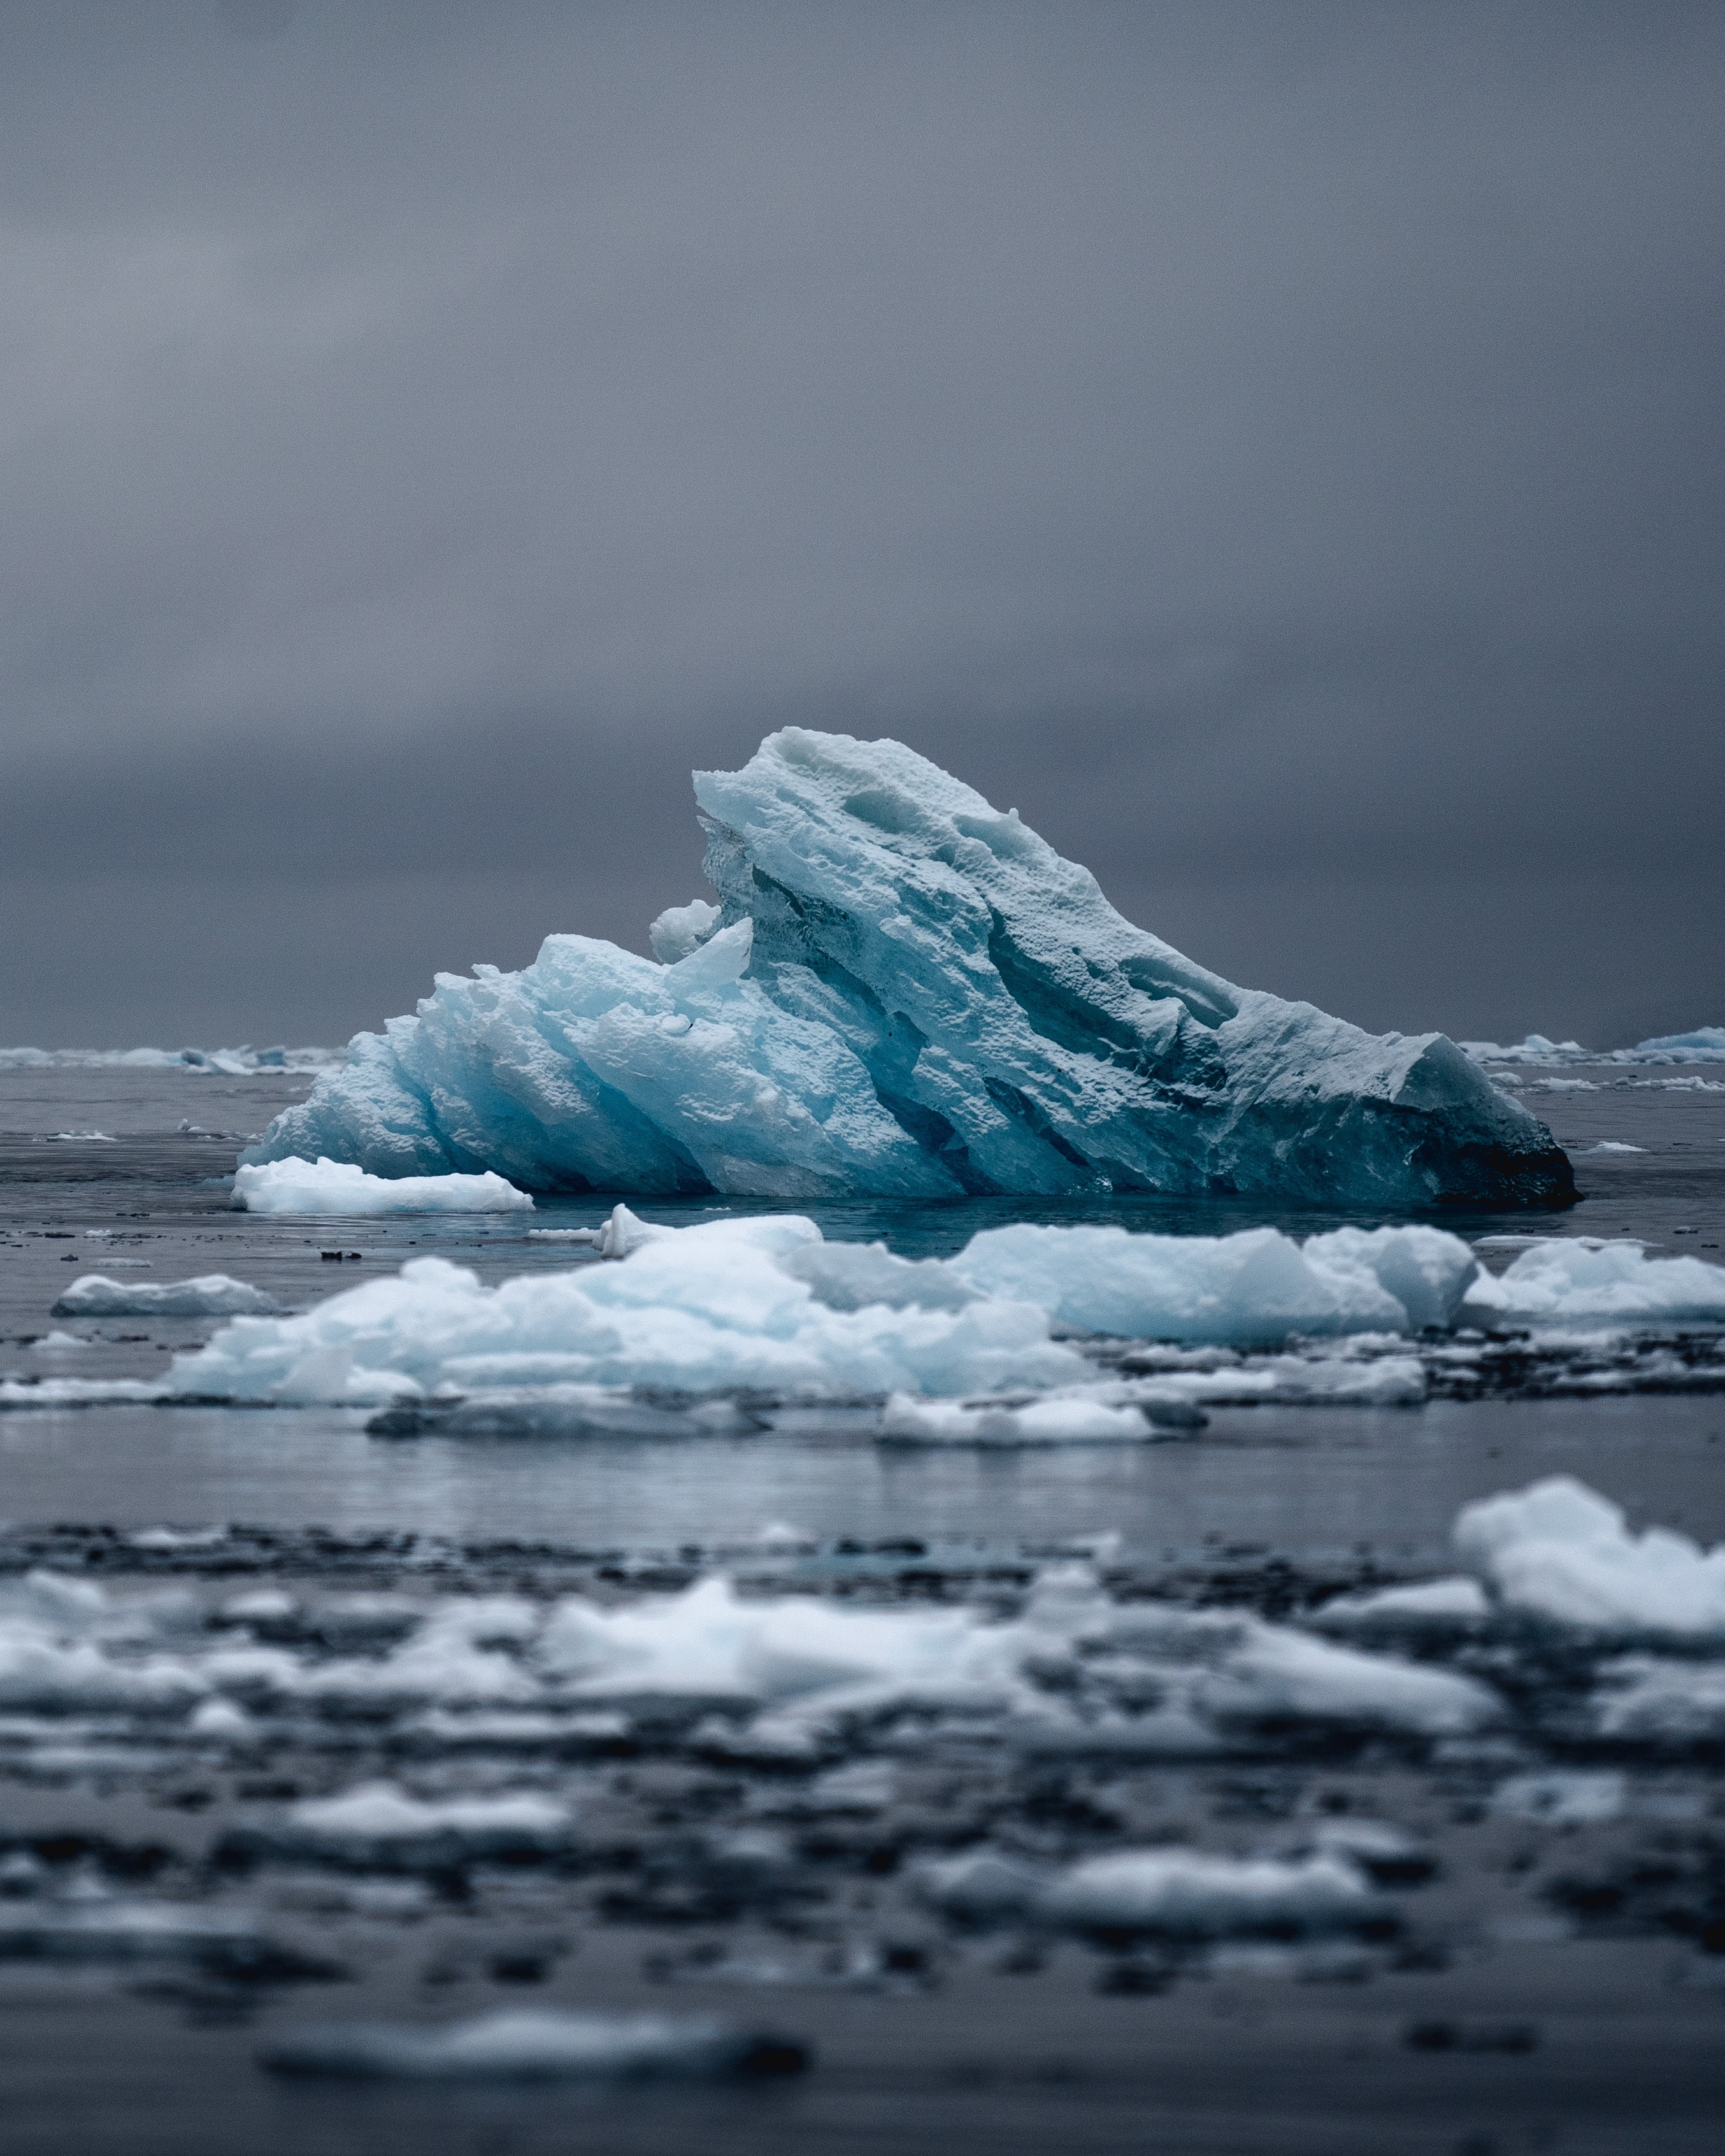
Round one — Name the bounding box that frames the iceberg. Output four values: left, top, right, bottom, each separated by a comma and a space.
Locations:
244, 731, 1573, 1208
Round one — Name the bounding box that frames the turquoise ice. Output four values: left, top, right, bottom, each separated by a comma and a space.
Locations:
245, 731, 1573, 1208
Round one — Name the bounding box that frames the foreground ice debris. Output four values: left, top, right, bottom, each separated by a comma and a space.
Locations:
171, 1217, 1082, 1404
261, 2009, 806, 2082
231, 1157, 531, 1215
159, 1212, 1725, 1408
52, 1274, 282, 1319
1455, 1477, 1725, 1635
920, 1848, 1383, 1937
166, 1212, 1487, 1407
243, 731, 1573, 1208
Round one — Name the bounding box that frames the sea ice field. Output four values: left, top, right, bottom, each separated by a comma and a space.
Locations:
2, 1028, 1724, 2156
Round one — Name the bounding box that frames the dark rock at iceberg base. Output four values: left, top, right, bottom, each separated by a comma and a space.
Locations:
243, 731, 1574, 1212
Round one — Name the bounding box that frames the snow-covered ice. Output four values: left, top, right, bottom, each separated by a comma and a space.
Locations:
285, 1781, 571, 1853
1040, 1848, 1380, 1936
232, 1157, 532, 1215
919, 1846, 1382, 1936
167, 1213, 1496, 1408
52, 1274, 282, 1319
1455, 1476, 1725, 1634
243, 731, 1573, 1209
1461, 1239, 1725, 1325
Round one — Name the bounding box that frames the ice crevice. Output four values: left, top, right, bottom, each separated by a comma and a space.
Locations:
243, 730, 1575, 1209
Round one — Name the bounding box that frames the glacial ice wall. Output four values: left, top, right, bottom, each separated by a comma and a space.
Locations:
245, 731, 1573, 1208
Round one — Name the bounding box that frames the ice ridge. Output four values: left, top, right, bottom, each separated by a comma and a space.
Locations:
243, 730, 1573, 1208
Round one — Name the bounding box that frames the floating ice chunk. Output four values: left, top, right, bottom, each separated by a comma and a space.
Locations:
1491, 1771, 1626, 1824
0, 1903, 321, 1972
232, 1157, 532, 1215
952, 1220, 1476, 1342
288, 1781, 571, 1850
0, 1376, 168, 1410
879, 1392, 1154, 1445
0, 1622, 206, 1710
243, 731, 1572, 1208
261, 2008, 806, 2082
190, 1697, 256, 1741
918, 1845, 1380, 1936
170, 1222, 1084, 1404
1193, 1620, 1499, 1736
172, 1210, 1499, 1411
1041, 1849, 1379, 1936
1454, 1476, 1725, 1634
917, 1851, 1046, 1922
1459, 1034, 1591, 1066
52, 1274, 282, 1318
294, 1602, 543, 1705
1462, 1239, 1725, 1325
1610, 1026, 1725, 1065
1312, 1577, 1491, 1632
537, 1574, 1024, 1715
1593, 1657, 1725, 1743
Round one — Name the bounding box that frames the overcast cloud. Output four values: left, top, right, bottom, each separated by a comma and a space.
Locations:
1, 2, 1719, 1048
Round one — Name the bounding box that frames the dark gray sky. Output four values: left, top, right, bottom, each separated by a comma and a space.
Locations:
1, 2, 1719, 1050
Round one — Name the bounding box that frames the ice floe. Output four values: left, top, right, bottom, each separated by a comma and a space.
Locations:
164, 1214, 1492, 1409
243, 729, 1572, 1208
1461, 1238, 1725, 1325
101, 1214, 1716, 1412
232, 1157, 532, 1215
261, 2008, 806, 2081
52, 1274, 282, 1319
278, 1782, 573, 1859
918, 1846, 1382, 1936
1455, 1476, 1725, 1635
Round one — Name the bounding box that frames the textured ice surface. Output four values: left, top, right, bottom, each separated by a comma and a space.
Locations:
232, 1157, 532, 1215
261, 2008, 796, 2081
170, 1219, 1081, 1406
245, 731, 1572, 1208
52, 1273, 282, 1318
1461, 1238, 1725, 1325
167, 1213, 1484, 1407
1456, 1476, 1725, 1635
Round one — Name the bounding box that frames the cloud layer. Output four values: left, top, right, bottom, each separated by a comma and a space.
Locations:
2, 4, 1719, 1046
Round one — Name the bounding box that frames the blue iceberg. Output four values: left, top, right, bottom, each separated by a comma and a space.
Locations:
245, 731, 1573, 1208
